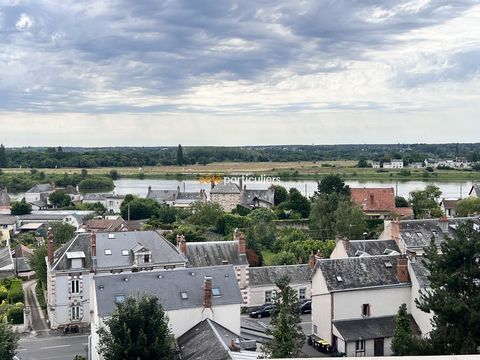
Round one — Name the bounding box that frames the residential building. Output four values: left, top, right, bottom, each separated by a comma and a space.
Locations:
210, 182, 242, 212
18, 211, 92, 230
13, 244, 34, 277
0, 243, 14, 278
440, 198, 459, 217
82, 217, 130, 232
240, 187, 275, 209
409, 162, 424, 169
24, 183, 55, 209
0, 215, 17, 234
311, 255, 418, 357
46, 230, 186, 329
330, 237, 400, 259
146, 186, 207, 207
82, 193, 109, 206
350, 187, 413, 220
371, 161, 381, 169
0, 188, 11, 214
383, 159, 403, 169
248, 264, 311, 307
105, 194, 125, 213
469, 184, 480, 198
178, 230, 250, 305
64, 185, 81, 202
90, 265, 244, 359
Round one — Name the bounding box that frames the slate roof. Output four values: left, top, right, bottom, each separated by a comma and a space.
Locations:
0, 246, 13, 269
0, 189, 10, 207
26, 183, 53, 193
64, 185, 79, 195
469, 184, 480, 197
350, 188, 396, 212
249, 265, 311, 286
399, 217, 480, 251
333, 315, 419, 341
51, 233, 93, 271
146, 189, 177, 202
177, 191, 205, 201
0, 215, 16, 225
314, 255, 409, 292
347, 240, 400, 257
82, 193, 109, 201
241, 189, 274, 207
410, 258, 430, 288
178, 319, 257, 360
185, 241, 248, 267
84, 218, 129, 232
14, 257, 31, 272
95, 231, 185, 269
95, 265, 243, 317
440, 198, 459, 210
211, 182, 241, 194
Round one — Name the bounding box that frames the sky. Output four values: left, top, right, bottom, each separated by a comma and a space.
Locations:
0, 0, 479, 147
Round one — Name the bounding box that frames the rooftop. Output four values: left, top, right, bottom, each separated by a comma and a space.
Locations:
26, 183, 54, 193
350, 187, 396, 212
347, 239, 400, 257
185, 241, 248, 268
211, 182, 241, 194
249, 264, 311, 286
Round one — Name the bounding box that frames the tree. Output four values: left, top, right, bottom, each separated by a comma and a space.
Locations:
309, 193, 340, 240
416, 222, 480, 354
109, 169, 119, 180
0, 144, 7, 167
176, 144, 184, 166
395, 196, 409, 208
273, 185, 288, 206
10, 198, 32, 215
0, 315, 19, 360
188, 202, 223, 227
264, 276, 305, 358
279, 188, 310, 218
357, 157, 368, 168
391, 304, 420, 356
334, 199, 367, 239
98, 295, 172, 360
409, 184, 443, 219
120, 197, 160, 220
271, 251, 297, 265
455, 197, 480, 217
315, 174, 350, 196
28, 246, 48, 286
48, 190, 72, 208
50, 222, 76, 245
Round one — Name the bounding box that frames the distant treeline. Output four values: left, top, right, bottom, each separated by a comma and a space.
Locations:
1, 143, 480, 168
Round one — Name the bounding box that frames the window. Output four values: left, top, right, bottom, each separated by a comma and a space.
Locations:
211, 288, 221, 297
313, 325, 318, 335
71, 305, 81, 321
121, 250, 129, 256
180, 291, 188, 300
104, 249, 112, 255
70, 280, 80, 294
362, 304, 371, 317
336, 275, 343, 282
143, 254, 151, 263
265, 290, 272, 303
115, 294, 125, 303
298, 288, 306, 301
355, 340, 365, 356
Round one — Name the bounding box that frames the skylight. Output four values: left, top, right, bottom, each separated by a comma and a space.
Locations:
108, 234, 115, 239
211, 288, 221, 296
180, 291, 188, 300
336, 276, 343, 282
384, 261, 393, 268
104, 249, 112, 255
115, 294, 125, 303
121, 250, 129, 256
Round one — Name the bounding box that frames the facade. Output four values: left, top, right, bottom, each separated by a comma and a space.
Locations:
371, 161, 381, 169
440, 198, 459, 217
0, 188, 11, 214
0, 215, 17, 234
146, 186, 208, 207
90, 265, 243, 359
105, 195, 125, 213
240, 187, 275, 209
350, 187, 413, 220
383, 159, 403, 169
24, 183, 55, 208
409, 162, 424, 169
46, 230, 186, 329
210, 182, 242, 212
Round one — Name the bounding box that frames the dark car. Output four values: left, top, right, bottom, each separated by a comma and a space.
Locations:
299, 300, 311, 314
249, 303, 277, 318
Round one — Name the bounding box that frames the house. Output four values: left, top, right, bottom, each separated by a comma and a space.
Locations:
105, 194, 124, 213
64, 185, 81, 202
0, 243, 14, 278
440, 198, 459, 217
46, 230, 186, 330
248, 264, 311, 307
90, 265, 244, 359
18, 211, 92, 230
178, 230, 250, 305
177, 319, 258, 360
383, 159, 403, 169
408, 258, 433, 336
0, 188, 11, 214
469, 184, 480, 198
371, 161, 381, 169
240, 187, 275, 209
210, 182, 242, 212
82, 217, 130, 232
409, 162, 424, 169
330, 237, 400, 259
146, 186, 208, 207
24, 183, 55, 209
350, 187, 413, 220
0, 215, 17, 234
311, 255, 418, 357
13, 244, 34, 277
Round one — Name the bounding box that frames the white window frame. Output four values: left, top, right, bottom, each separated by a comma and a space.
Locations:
355, 339, 365, 357
71, 305, 81, 321
71, 279, 80, 294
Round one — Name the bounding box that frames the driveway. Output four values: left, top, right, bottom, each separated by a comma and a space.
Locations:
23, 280, 49, 332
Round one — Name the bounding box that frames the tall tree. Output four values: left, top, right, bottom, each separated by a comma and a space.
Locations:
409, 184, 443, 219
264, 276, 305, 358
391, 304, 421, 356
48, 190, 72, 208
0, 144, 7, 167
315, 174, 350, 196
272, 185, 288, 206
98, 295, 172, 360
334, 199, 367, 239
416, 221, 480, 354
176, 144, 184, 166
10, 198, 32, 215
455, 197, 480, 217
0, 315, 19, 360
28, 246, 48, 286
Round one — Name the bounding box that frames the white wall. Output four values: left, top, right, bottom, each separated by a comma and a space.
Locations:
409, 264, 433, 336
249, 283, 311, 307
311, 270, 332, 341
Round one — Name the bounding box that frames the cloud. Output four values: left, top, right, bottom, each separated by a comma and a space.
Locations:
15, 13, 32, 30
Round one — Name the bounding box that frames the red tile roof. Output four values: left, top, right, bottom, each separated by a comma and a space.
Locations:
351, 188, 396, 212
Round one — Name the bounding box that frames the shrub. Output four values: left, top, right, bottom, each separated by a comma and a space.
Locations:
7, 303, 24, 324
0, 285, 7, 302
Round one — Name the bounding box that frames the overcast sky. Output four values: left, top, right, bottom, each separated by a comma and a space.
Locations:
1, 0, 479, 147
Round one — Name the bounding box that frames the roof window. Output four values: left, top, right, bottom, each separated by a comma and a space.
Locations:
104, 249, 112, 255
336, 275, 343, 282
121, 250, 129, 256
108, 234, 115, 239
180, 291, 188, 300
211, 288, 221, 297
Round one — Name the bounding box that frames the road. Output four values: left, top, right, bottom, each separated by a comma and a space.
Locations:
17, 334, 89, 360
23, 280, 49, 332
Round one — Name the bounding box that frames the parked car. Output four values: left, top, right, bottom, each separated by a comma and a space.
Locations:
299, 299, 311, 314
249, 303, 277, 318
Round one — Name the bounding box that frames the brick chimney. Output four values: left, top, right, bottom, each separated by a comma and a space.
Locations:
177, 234, 186, 255
308, 252, 316, 269
91, 233, 97, 257
203, 276, 212, 308
47, 228, 54, 265
391, 220, 400, 245
438, 215, 449, 233
396, 254, 409, 283
235, 230, 246, 254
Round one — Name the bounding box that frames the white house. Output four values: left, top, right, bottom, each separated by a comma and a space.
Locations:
146, 186, 208, 208
90, 265, 243, 360
371, 161, 381, 169
24, 183, 55, 209
383, 159, 404, 169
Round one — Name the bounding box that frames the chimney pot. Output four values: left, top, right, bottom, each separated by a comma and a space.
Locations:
91, 233, 97, 257
235, 230, 246, 254
177, 234, 187, 255
47, 228, 54, 265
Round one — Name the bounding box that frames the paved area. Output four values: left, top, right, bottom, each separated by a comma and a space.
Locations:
17, 334, 89, 360
23, 280, 49, 331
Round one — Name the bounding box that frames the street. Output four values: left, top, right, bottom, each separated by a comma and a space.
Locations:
17, 333, 89, 360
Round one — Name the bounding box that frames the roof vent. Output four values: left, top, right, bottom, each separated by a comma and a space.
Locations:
384, 261, 393, 268
123, 277, 129, 282
98, 285, 104, 290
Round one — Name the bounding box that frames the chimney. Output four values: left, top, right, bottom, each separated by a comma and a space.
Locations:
211, 179, 215, 190
235, 230, 246, 254
177, 234, 186, 255
203, 276, 212, 308
342, 238, 350, 252
396, 254, 409, 283
391, 220, 400, 246
308, 252, 316, 269
229, 339, 240, 352
91, 233, 97, 257
315, 249, 324, 260
47, 228, 54, 265
438, 216, 449, 233
177, 185, 181, 193
239, 177, 243, 191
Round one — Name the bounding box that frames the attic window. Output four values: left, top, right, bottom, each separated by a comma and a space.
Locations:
221, 260, 229, 265
121, 250, 129, 256
115, 294, 125, 303
336, 276, 343, 282
180, 291, 188, 300
384, 261, 393, 268
104, 249, 112, 255
211, 288, 221, 297
108, 234, 115, 239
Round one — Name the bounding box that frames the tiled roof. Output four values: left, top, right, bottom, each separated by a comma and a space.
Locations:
26, 183, 53, 193
347, 239, 400, 257
185, 241, 248, 267
84, 218, 129, 232
350, 187, 396, 212
83, 193, 109, 201
211, 182, 241, 194
0, 215, 16, 225
249, 264, 311, 286
51, 233, 93, 271
440, 198, 459, 209
146, 189, 177, 202
241, 189, 274, 207
94, 265, 243, 316
409, 258, 430, 288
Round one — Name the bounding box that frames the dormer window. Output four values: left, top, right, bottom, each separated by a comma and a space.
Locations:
144, 254, 151, 263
